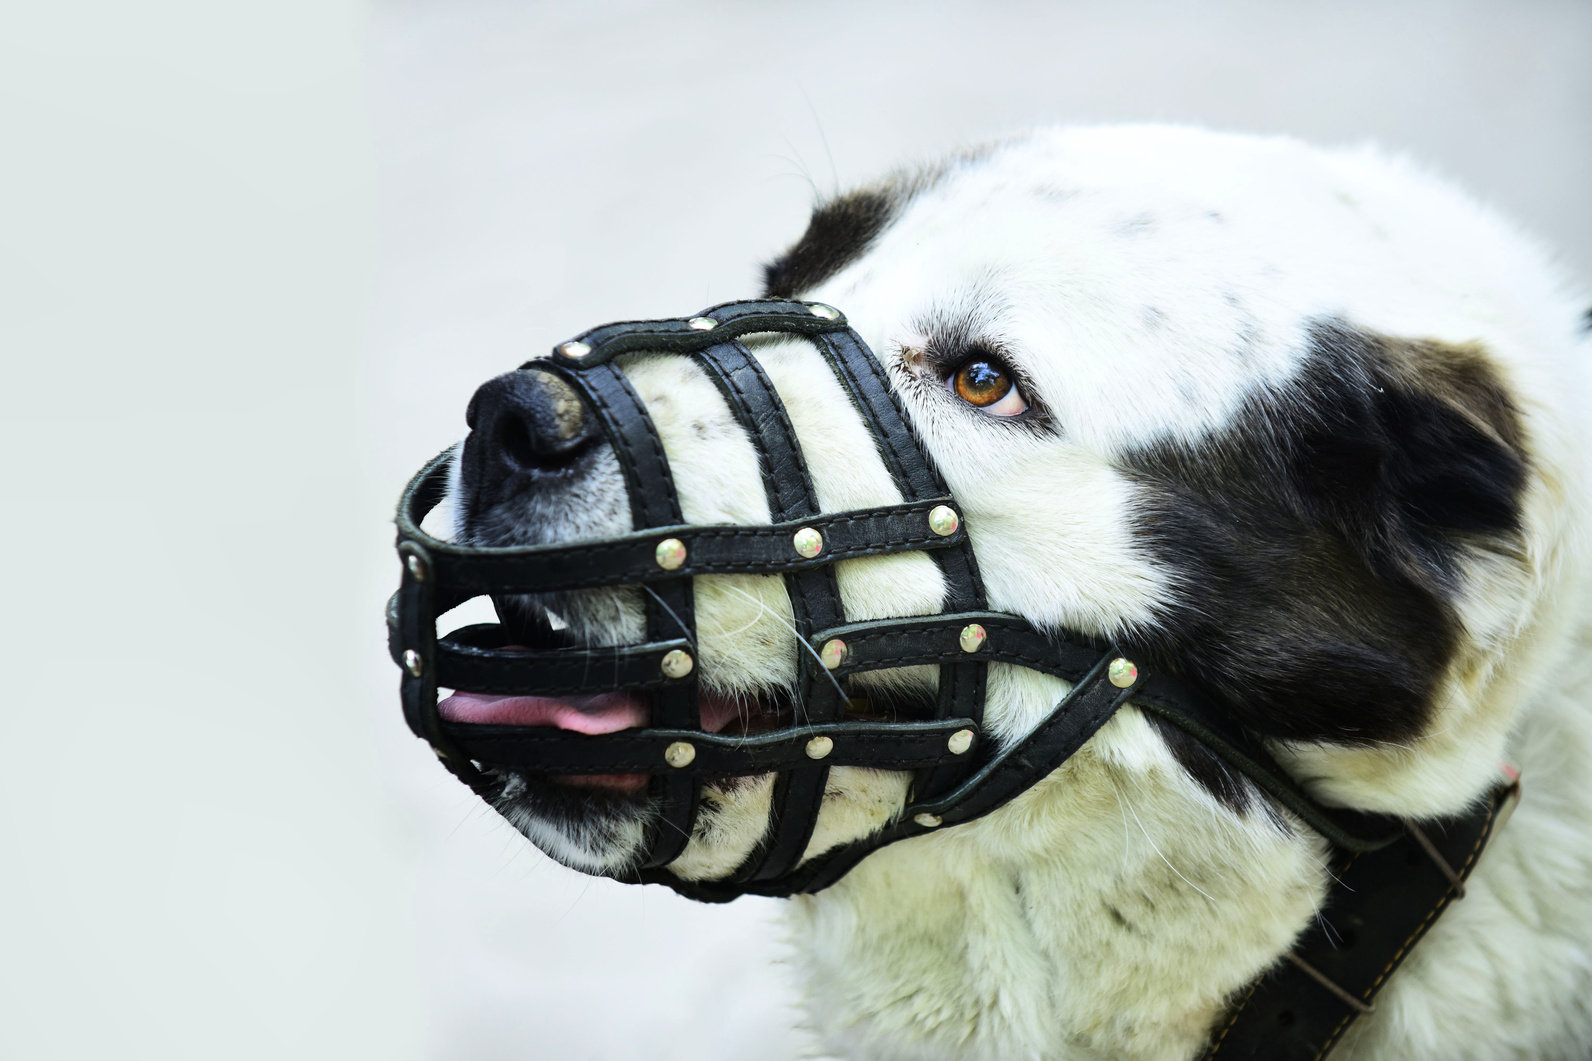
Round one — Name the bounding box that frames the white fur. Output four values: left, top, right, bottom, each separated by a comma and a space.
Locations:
451, 126, 1592, 1059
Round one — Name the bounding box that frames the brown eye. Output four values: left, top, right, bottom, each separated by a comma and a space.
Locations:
953, 360, 1013, 407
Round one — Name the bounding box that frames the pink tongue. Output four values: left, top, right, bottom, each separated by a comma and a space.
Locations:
438, 690, 744, 735
438, 691, 648, 734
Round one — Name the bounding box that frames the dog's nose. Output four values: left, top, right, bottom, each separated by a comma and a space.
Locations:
464, 368, 600, 477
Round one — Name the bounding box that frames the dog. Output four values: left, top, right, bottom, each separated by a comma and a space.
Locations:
434, 125, 1592, 1060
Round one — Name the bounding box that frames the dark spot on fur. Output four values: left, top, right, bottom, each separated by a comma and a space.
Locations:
1141, 306, 1168, 331
1117, 213, 1156, 236
1207, 210, 1224, 224
1034, 185, 1080, 204
1581, 307, 1592, 333
1146, 713, 1252, 813
1106, 904, 1134, 930
1126, 320, 1528, 751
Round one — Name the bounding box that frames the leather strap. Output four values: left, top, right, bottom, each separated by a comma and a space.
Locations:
693, 340, 843, 883
438, 717, 980, 774
545, 360, 700, 867
1201, 781, 1518, 1060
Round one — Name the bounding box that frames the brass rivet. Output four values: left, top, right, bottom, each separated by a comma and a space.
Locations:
1108, 657, 1139, 689
687, 316, 718, 331
403, 649, 423, 678
560, 340, 592, 359
793, 526, 824, 558
947, 729, 975, 755
664, 741, 696, 768
820, 638, 848, 670
914, 812, 943, 829
405, 552, 428, 582
958, 623, 986, 653
809, 303, 840, 320
655, 537, 687, 570
806, 735, 834, 760
660, 649, 694, 679
928, 505, 960, 537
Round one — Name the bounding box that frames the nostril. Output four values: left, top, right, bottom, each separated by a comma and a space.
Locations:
496, 413, 541, 471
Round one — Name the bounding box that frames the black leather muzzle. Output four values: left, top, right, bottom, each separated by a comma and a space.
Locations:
389, 299, 1407, 902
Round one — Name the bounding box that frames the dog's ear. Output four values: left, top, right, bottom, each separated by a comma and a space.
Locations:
1289, 324, 1528, 589
1128, 322, 1530, 749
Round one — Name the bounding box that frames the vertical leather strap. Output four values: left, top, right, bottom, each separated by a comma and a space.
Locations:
547, 360, 701, 868
814, 330, 989, 806
692, 341, 844, 882
1199, 783, 1513, 1060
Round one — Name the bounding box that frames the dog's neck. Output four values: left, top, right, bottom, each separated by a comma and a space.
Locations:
783, 587, 1592, 1061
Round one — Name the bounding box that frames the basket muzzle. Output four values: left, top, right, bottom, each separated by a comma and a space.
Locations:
389, 298, 1406, 902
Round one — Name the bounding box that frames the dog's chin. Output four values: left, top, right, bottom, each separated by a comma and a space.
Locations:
439, 679, 800, 877
490, 769, 656, 875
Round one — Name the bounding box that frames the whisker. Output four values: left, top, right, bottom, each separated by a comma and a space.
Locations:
1110, 773, 1218, 904
721, 583, 851, 711
641, 584, 698, 651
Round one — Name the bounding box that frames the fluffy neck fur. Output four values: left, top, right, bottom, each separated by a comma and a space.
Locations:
785, 583, 1592, 1061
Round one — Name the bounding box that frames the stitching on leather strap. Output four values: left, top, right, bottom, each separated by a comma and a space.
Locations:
1312, 800, 1500, 1060
1201, 979, 1261, 1060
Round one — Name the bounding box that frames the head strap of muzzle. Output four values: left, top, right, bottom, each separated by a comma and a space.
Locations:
390, 298, 1408, 902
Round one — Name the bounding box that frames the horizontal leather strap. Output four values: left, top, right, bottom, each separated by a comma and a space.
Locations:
545, 299, 849, 368
387, 622, 697, 697
1132, 676, 1405, 852
440, 717, 980, 774
812, 612, 1103, 682
401, 496, 966, 595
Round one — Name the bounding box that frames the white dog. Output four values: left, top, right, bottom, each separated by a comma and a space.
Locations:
435, 126, 1592, 1060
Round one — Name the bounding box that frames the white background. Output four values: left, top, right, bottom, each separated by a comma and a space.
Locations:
4, 2, 1590, 1058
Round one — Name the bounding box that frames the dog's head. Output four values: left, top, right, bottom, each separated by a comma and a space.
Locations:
435, 126, 1572, 892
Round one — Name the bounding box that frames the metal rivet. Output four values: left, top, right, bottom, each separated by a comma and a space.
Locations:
958, 623, 986, 653
1108, 657, 1139, 689
687, 316, 718, 331
560, 340, 592, 359
793, 526, 824, 558
806, 735, 834, 760
820, 638, 848, 670
405, 552, 428, 582
947, 728, 975, 755
664, 741, 696, 768
655, 537, 687, 571
403, 649, 423, 678
809, 304, 840, 320
914, 812, 943, 829
660, 649, 694, 679
928, 505, 960, 537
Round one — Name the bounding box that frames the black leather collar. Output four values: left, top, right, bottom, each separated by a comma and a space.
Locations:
1203, 775, 1519, 1059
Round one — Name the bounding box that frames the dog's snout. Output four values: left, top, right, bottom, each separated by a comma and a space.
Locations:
467, 369, 598, 474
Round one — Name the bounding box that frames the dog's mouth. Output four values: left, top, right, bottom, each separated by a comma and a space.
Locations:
436, 601, 934, 800
437, 686, 797, 795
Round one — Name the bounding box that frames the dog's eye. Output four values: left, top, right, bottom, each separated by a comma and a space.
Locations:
950, 360, 1028, 417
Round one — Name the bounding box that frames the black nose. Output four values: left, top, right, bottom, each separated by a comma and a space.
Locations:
463, 368, 600, 486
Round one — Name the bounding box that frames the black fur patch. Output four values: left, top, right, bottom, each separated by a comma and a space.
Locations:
764, 149, 996, 298
1126, 320, 1528, 756
763, 187, 901, 298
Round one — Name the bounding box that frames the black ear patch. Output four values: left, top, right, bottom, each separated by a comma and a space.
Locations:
763, 187, 900, 299
1127, 320, 1528, 752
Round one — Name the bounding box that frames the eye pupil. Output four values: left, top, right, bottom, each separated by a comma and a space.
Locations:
954, 361, 1012, 407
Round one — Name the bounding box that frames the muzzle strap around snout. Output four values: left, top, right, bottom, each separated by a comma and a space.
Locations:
538, 358, 701, 868
689, 341, 845, 884
390, 297, 1410, 904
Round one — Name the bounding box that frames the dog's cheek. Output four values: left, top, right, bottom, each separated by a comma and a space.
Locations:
803, 768, 913, 865
667, 775, 776, 882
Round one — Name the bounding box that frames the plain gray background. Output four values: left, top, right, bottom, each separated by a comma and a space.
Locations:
4, 1, 1590, 1058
